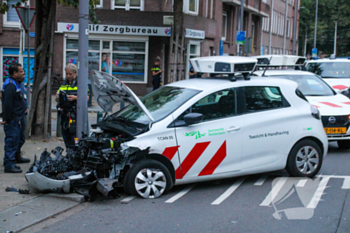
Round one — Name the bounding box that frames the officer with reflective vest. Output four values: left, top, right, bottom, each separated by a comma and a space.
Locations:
55, 63, 79, 149
1, 63, 30, 173
151, 56, 162, 90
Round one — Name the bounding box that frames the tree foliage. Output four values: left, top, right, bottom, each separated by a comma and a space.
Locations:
299, 0, 350, 57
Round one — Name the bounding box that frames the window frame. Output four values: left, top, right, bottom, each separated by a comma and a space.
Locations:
184, 0, 199, 15
64, 34, 149, 84
111, 0, 144, 11
95, 0, 103, 8
222, 11, 227, 41
3, 0, 28, 28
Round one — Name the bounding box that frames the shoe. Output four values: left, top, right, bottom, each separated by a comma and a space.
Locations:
5, 167, 22, 173
15, 165, 21, 169
15, 156, 30, 164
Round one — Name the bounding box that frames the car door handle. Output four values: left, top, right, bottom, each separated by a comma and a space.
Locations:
227, 126, 241, 132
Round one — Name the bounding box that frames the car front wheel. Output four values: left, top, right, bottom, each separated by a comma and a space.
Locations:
286, 139, 323, 178
337, 140, 350, 149
124, 159, 173, 199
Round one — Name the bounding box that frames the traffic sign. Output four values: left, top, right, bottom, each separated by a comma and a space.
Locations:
312, 48, 318, 58
15, 6, 36, 32
220, 40, 224, 55
236, 31, 246, 45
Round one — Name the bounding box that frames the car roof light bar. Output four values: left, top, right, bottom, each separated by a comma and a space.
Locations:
253, 55, 307, 67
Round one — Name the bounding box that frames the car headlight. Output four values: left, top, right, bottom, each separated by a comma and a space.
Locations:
340, 88, 350, 97
311, 105, 320, 120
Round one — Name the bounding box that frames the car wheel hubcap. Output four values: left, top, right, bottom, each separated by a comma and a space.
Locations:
296, 146, 319, 175
134, 168, 166, 198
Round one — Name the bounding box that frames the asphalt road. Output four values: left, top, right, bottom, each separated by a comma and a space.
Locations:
29, 142, 350, 233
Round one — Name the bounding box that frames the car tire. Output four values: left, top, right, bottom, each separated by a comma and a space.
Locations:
337, 140, 350, 149
123, 159, 173, 199
286, 139, 323, 178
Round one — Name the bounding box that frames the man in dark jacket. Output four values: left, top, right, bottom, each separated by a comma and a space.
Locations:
1, 63, 28, 173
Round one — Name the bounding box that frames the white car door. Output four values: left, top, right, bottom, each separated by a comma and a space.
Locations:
171, 88, 245, 180
240, 85, 300, 170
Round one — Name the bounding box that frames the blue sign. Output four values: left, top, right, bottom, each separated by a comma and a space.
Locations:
261, 46, 264, 55
312, 48, 318, 58
236, 31, 246, 45
220, 40, 224, 55
29, 32, 35, 38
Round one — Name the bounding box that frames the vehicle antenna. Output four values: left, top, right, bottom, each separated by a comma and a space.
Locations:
262, 56, 273, 77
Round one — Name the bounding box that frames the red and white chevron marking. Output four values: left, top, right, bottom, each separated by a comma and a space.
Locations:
313, 102, 350, 108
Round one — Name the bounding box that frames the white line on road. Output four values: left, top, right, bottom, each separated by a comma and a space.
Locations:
260, 177, 288, 206
296, 179, 308, 187
121, 196, 136, 203
342, 177, 350, 189
307, 176, 331, 209
254, 175, 268, 186
165, 185, 195, 203
211, 178, 245, 205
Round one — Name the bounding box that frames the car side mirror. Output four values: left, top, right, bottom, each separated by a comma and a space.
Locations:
184, 113, 203, 125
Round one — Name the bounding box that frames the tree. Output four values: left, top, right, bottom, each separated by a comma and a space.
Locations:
298, 0, 350, 57
0, 0, 98, 139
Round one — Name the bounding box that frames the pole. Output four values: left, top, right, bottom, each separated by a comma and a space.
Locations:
240, 0, 244, 56
292, 0, 298, 54
283, 0, 288, 54
26, 3, 31, 109
77, 0, 89, 138
333, 21, 337, 57
269, 0, 274, 54
304, 30, 307, 57
314, 0, 318, 49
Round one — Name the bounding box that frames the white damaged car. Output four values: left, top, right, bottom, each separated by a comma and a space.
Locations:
253, 55, 350, 149
25, 56, 328, 199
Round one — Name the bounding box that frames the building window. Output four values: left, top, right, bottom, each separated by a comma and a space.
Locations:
65, 38, 148, 83
3, 0, 27, 27
111, 0, 144, 11
263, 17, 269, 32
186, 41, 201, 79
95, 0, 103, 8
286, 18, 291, 38
265, 46, 269, 55
184, 0, 199, 15
222, 12, 227, 41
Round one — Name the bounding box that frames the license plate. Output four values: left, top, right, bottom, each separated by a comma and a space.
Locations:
324, 127, 347, 134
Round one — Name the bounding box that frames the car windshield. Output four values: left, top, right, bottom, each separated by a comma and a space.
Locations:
114, 86, 201, 124
306, 62, 350, 78
268, 74, 336, 96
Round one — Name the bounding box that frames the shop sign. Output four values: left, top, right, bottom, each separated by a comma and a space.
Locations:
185, 29, 205, 39
57, 23, 171, 37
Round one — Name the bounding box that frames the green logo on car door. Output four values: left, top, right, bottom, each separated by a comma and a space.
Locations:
184, 131, 206, 139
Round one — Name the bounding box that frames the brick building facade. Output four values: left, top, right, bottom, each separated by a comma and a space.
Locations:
0, 0, 300, 95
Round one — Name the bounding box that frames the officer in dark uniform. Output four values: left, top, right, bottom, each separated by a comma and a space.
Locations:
56, 63, 79, 149
188, 64, 197, 79
151, 56, 162, 91
1, 63, 28, 173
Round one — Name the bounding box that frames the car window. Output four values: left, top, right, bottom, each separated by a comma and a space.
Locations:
270, 74, 335, 96
244, 86, 289, 112
116, 87, 200, 124
175, 88, 237, 125
306, 62, 350, 78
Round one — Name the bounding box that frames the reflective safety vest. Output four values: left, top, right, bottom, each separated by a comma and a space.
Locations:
57, 79, 78, 110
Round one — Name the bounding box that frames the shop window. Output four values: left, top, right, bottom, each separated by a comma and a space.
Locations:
65, 39, 147, 83
183, 0, 199, 15
112, 0, 144, 11
222, 12, 227, 41
2, 48, 34, 86
3, 0, 27, 27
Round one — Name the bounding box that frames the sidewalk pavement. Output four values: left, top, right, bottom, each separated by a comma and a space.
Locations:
0, 95, 122, 232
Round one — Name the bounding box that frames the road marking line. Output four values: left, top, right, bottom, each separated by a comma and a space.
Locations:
211, 178, 245, 205
254, 175, 268, 186
342, 177, 350, 189
121, 196, 136, 203
296, 179, 308, 187
307, 176, 331, 209
259, 177, 288, 206
165, 185, 195, 203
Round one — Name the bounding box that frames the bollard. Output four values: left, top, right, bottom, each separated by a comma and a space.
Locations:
97, 111, 103, 123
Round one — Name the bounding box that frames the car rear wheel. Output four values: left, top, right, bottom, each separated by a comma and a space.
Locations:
123, 159, 173, 199
337, 140, 350, 149
286, 139, 322, 178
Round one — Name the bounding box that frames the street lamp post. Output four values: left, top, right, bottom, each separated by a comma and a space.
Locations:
334, 21, 337, 57
314, 0, 318, 49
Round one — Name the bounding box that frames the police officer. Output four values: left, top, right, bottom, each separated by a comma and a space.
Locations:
55, 63, 79, 149
151, 56, 162, 90
188, 64, 197, 79
1, 63, 29, 173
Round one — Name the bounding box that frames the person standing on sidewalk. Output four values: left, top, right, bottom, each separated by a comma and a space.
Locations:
151, 56, 162, 91
1, 63, 29, 173
55, 63, 79, 149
